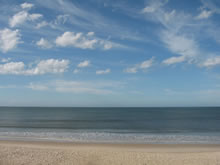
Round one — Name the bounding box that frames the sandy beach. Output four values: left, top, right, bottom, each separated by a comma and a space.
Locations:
0, 140, 220, 165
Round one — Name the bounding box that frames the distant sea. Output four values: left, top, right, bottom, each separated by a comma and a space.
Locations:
0, 107, 220, 144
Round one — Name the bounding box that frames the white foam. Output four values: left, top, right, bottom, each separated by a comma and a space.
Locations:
1, 128, 220, 144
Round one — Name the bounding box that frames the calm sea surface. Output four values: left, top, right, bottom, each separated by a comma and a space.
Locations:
0, 107, 220, 144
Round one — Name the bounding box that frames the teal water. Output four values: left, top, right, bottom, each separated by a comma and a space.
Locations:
0, 107, 220, 144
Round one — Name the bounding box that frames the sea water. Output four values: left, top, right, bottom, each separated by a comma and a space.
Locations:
0, 107, 220, 144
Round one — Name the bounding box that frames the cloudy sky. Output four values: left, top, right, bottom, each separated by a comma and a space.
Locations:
0, 0, 220, 107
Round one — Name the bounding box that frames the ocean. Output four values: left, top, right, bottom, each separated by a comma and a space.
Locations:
0, 107, 220, 144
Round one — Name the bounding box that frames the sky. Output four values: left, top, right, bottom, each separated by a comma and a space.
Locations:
0, 0, 220, 107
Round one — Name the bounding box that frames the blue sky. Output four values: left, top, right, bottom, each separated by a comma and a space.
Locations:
0, 0, 220, 107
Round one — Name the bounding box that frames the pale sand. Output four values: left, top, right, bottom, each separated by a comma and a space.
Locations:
1, 140, 220, 165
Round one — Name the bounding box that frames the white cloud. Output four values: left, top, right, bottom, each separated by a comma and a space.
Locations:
9, 11, 28, 27
96, 69, 111, 75
124, 67, 138, 73
142, 6, 156, 13
21, 2, 34, 9
55, 31, 117, 50
141, 1, 205, 66
141, 1, 220, 68
73, 69, 80, 74
55, 32, 83, 47
26, 59, 69, 75
199, 0, 220, 18
195, 10, 213, 19
139, 58, 154, 69
0, 28, 21, 53
142, 1, 189, 31
87, 32, 95, 36
28, 80, 120, 95
54, 80, 113, 94
0, 59, 69, 75
103, 42, 113, 50
160, 31, 199, 65
77, 60, 90, 68
200, 56, 220, 67
141, 0, 166, 14
36, 21, 48, 29
161, 32, 197, 56
27, 83, 49, 91
29, 13, 43, 21
35, 15, 69, 29
9, 10, 42, 28
161, 26, 199, 66
0, 62, 25, 75
55, 31, 97, 49
36, 38, 52, 49
79, 39, 97, 49
54, 14, 69, 25
164, 10, 176, 23
162, 56, 185, 65
124, 58, 154, 73
36, 14, 70, 30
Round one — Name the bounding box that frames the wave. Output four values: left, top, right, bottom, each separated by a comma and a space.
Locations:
0, 128, 220, 144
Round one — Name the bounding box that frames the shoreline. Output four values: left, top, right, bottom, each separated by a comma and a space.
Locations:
1, 140, 220, 165
1, 140, 220, 152
1, 131, 220, 145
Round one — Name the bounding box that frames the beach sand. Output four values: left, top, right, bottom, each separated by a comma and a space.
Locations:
0, 140, 220, 165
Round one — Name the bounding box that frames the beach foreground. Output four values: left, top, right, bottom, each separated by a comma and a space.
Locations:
0, 141, 220, 165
